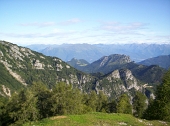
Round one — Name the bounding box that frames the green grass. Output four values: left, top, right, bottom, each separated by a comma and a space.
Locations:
24, 112, 170, 126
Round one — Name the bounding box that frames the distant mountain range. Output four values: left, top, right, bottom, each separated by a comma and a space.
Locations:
27, 43, 170, 63
138, 55, 170, 69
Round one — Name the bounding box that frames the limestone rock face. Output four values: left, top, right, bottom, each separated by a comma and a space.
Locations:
33, 59, 44, 69
119, 69, 142, 91
100, 56, 109, 67
95, 69, 144, 99
99, 54, 131, 68
2, 85, 11, 97
56, 63, 63, 71
107, 70, 120, 82
0, 51, 3, 57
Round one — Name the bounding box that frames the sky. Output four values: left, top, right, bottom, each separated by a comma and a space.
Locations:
0, 0, 170, 45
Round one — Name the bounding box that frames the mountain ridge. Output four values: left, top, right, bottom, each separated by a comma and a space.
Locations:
138, 55, 170, 69
27, 43, 170, 63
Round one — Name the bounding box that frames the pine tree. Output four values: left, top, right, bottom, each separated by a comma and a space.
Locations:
85, 91, 98, 112
96, 91, 107, 112
0, 97, 7, 125
116, 94, 132, 114
30, 81, 52, 118
133, 91, 147, 118
6, 89, 39, 125
50, 82, 84, 115
105, 100, 117, 113
143, 69, 170, 121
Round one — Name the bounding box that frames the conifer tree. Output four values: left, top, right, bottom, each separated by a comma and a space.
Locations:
96, 91, 107, 112
85, 91, 98, 112
116, 94, 132, 114
6, 89, 39, 125
30, 81, 52, 118
133, 91, 147, 118
143, 69, 170, 121
50, 82, 84, 115
105, 100, 117, 113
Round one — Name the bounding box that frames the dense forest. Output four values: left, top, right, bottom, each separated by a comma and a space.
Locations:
0, 69, 170, 126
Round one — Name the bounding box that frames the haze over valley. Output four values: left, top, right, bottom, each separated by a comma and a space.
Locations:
27, 43, 170, 63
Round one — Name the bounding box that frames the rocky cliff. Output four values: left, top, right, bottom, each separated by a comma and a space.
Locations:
94, 69, 148, 100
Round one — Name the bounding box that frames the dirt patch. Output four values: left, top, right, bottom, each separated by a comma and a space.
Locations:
118, 122, 127, 125
51, 116, 67, 120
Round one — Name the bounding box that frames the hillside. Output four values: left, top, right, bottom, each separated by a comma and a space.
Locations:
138, 55, 170, 69
0, 40, 157, 100
27, 43, 170, 63
24, 112, 170, 126
0, 40, 94, 97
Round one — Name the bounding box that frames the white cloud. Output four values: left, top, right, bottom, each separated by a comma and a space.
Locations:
99, 21, 148, 34
0, 30, 77, 38
1, 20, 169, 45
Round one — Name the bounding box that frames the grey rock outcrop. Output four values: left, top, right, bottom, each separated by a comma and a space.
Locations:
95, 69, 144, 99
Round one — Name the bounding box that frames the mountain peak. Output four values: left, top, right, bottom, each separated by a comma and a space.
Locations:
99, 54, 131, 67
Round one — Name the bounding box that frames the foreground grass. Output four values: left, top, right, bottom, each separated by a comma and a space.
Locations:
24, 112, 170, 126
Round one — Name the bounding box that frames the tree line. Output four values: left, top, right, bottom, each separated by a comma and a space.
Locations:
0, 69, 170, 125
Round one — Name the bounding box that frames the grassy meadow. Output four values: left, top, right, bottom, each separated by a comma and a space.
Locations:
24, 112, 170, 126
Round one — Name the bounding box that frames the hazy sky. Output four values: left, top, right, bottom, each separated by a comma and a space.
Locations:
0, 0, 170, 45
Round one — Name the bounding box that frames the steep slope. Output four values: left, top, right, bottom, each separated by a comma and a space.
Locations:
0, 62, 24, 97
138, 55, 170, 69
0, 41, 94, 97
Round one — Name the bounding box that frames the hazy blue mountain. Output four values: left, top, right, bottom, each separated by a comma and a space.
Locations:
27, 43, 170, 63
138, 55, 170, 69
39, 44, 105, 63
67, 58, 89, 68
27, 44, 51, 51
